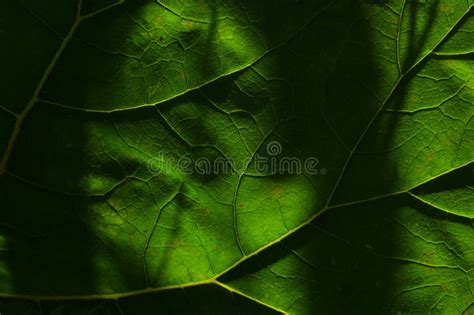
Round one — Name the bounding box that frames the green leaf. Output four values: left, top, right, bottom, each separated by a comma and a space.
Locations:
0, 0, 472, 313
411, 163, 474, 219
0, 284, 280, 314
220, 196, 474, 314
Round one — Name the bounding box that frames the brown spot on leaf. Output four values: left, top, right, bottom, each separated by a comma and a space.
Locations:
271, 185, 284, 198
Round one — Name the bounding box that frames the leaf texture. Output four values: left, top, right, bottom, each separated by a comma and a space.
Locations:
0, 0, 473, 314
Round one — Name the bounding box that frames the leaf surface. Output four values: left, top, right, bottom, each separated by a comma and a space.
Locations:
0, 0, 473, 313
